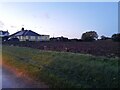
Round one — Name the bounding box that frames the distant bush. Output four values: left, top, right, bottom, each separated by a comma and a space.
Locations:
50, 36, 69, 42
81, 31, 98, 41
69, 39, 83, 42
111, 33, 120, 42
101, 35, 111, 40
8, 38, 19, 42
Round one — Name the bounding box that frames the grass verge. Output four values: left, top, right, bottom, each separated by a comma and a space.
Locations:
2, 45, 120, 88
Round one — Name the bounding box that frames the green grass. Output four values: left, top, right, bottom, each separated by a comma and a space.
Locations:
2, 45, 120, 88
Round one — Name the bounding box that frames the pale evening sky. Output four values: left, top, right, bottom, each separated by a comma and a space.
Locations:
0, 1, 118, 39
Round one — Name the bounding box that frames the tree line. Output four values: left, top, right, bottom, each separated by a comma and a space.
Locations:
50, 31, 120, 42
2, 31, 120, 42
81, 31, 120, 42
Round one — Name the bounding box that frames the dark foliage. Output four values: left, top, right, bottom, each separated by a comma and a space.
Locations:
50, 36, 69, 42
2, 36, 9, 41
8, 38, 19, 42
101, 35, 111, 40
112, 33, 120, 42
69, 39, 83, 42
81, 31, 98, 41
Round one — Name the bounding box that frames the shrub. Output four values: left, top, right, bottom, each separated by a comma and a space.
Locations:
112, 33, 120, 42
81, 31, 98, 41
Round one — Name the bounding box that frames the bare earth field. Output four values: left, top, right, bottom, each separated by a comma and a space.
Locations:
3, 40, 120, 58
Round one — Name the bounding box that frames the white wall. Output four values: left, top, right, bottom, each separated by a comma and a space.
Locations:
17, 35, 50, 41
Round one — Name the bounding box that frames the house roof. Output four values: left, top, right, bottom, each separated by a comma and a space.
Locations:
10, 29, 41, 37
0, 30, 9, 35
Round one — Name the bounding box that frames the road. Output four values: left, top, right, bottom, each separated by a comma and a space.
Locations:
1, 66, 48, 88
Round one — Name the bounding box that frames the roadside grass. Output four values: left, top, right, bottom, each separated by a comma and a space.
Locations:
2, 45, 120, 88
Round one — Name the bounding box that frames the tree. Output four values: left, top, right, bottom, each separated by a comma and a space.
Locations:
81, 31, 98, 41
111, 33, 120, 42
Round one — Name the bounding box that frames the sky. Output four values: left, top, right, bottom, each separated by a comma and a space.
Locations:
0, 1, 118, 39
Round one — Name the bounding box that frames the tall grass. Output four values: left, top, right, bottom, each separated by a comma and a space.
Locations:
2, 45, 119, 88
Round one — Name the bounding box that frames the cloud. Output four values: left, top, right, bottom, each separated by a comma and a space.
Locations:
33, 13, 50, 19
10, 25, 17, 28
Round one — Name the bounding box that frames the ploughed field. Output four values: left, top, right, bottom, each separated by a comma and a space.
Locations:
3, 40, 120, 57
2, 45, 120, 88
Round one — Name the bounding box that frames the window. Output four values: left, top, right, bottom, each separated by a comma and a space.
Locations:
30, 36, 35, 40
26, 36, 29, 39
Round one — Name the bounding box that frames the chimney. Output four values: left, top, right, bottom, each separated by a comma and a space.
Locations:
21, 27, 24, 31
